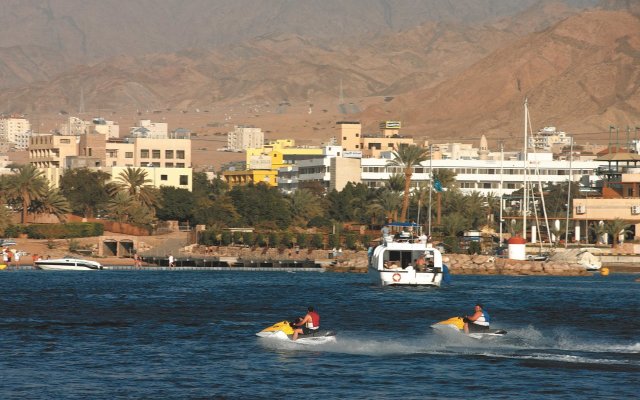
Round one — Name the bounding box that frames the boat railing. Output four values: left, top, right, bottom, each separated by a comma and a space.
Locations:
383, 234, 428, 245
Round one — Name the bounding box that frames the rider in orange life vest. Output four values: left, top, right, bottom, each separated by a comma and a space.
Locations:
292, 306, 320, 341
463, 303, 490, 334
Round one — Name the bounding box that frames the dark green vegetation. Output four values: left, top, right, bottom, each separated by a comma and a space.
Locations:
0, 165, 628, 249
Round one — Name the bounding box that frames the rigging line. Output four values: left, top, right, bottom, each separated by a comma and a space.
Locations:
527, 103, 552, 245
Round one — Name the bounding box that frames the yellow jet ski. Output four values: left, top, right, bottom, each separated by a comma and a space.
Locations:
431, 316, 507, 339
256, 320, 336, 345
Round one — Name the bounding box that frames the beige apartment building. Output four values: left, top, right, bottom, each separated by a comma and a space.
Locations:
0, 116, 32, 149
29, 131, 193, 190
338, 120, 420, 158
573, 152, 640, 241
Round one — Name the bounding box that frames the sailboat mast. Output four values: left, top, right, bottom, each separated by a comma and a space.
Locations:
564, 137, 574, 248
522, 98, 528, 240
428, 144, 433, 238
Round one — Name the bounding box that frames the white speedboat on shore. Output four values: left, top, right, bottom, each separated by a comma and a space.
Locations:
34, 257, 103, 271
369, 225, 448, 286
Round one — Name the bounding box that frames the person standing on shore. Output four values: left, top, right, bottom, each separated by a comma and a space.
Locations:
168, 254, 174, 268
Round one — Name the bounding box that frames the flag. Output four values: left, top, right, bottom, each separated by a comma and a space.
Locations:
433, 178, 443, 192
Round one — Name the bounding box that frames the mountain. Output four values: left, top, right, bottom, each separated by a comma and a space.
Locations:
373, 9, 640, 143
0, 1, 637, 151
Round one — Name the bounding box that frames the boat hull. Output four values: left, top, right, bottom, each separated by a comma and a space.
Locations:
34, 258, 102, 271
369, 265, 442, 286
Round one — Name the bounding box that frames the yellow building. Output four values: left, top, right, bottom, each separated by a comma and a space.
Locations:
225, 139, 323, 187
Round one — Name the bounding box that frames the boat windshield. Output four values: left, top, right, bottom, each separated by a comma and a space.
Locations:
385, 249, 435, 268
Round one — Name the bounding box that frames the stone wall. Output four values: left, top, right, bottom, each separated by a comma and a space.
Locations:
187, 245, 591, 276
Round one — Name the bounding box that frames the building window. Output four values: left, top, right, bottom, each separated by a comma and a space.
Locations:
125, 152, 133, 158
165, 150, 174, 159
176, 150, 185, 159
61, 139, 71, 144
179, 175, 188, 185
176, 163, 185, 168
165, 162, 174, 168
152, 150, 161, 159
161, 174, 168, 181
140, 149, 149, 158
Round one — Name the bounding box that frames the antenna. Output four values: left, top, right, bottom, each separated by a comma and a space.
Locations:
79, 87, 85, 114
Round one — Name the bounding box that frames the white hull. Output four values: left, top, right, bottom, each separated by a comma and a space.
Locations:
431, 322, 507, 340
35, 258, 102, 271
256, 330, 336, 345
369, 265, 442, 286
369, 236, 445, 287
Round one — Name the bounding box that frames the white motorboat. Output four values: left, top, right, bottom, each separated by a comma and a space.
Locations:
34, 257, 103, 271
369, 227, 448, 286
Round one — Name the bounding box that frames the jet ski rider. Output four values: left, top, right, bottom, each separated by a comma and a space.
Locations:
463, 303, 490, 334
292, 306, 320, 341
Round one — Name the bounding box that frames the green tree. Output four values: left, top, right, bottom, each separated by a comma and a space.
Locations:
230, 183, 292, 229
31, 186, 71, 222
288, 189, 324, 227
441, 212, 469, 237
589, 222, 607, 245
387, 145, 429, 221
311, 233, 324, 249
5, 164, 48, 223
59, 168, 111, 218
370, 190, 402, 222
192, 194, 239, 228
604, 218, 632, 248
110, 167, 160, 209
386, 173, 405, 192
157, 186, 195, 222
106, 192, 134, 223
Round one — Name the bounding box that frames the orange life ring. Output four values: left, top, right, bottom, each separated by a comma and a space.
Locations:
392, 273, 401, 282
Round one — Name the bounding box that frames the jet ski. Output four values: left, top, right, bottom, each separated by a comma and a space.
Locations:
256, 320, 337, 345
431, 316, 507, 339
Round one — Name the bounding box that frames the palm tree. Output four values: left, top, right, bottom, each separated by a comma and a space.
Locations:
386, 173, 405, 192
32, 186, 72, 222
604, 218, 631, 248
111, 167, 160, 209
370, 190, 402, 222
441, 212, 469, 237
288, 189, 324, 227
387, 145, 429, 221
589, 222, 607, 245
6, 164, 48, 223
107, 192, 134, 223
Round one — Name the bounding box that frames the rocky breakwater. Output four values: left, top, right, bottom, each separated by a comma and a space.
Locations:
445, 254, 591, 276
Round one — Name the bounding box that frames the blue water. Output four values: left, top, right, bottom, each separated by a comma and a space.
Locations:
0, 271, 638, 399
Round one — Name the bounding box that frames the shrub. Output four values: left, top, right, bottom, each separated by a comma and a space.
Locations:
310, 233, 324, 250
21, 222, 104, 239
467, 241, 481, 255
232, 231, 243, 244
255, 233, 267, 247
328, 234, 340, 249
242, 232, 255, 247
280, 232, 293, 248
296, 233, 307, 248
345, 233, 357, 250
221, 231, 232, 246
268, 232, 279, 248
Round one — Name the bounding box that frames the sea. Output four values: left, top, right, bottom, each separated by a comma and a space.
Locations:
0, 270, 638, 399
